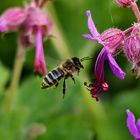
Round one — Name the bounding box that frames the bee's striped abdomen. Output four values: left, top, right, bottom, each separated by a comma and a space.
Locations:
41, 68, 64, 88
52, 68, 64, 80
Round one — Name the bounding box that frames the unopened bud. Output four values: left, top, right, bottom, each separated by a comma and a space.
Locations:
131, 24, 140, 36
100, 28, 124, 55
124, 26, 140, 78
124, 25, 140, 65
124, 36, 140, 67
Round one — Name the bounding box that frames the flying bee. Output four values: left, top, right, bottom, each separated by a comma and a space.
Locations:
41, 57, 91, 98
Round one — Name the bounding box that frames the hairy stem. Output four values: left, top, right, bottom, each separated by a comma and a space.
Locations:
3, 42, 25, 113
35, 0, 39, 7
40, 0, 48, 8
131, 1, 140, 22
124, 26, 133, 35
46, 3, 71, 59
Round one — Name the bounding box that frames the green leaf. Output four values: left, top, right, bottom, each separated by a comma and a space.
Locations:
0, 107, 29, 140
15, 76, 95, 140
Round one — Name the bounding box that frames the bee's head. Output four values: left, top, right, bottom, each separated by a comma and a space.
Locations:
72, 57, 84, 69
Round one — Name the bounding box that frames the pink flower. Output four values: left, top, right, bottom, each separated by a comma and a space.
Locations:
83, 10, 125, 101
0, 0, 52, 76
20, 1, 52, 76
0, 8, 26, 32
83, 11, 124, 56
100, 28, 124, 55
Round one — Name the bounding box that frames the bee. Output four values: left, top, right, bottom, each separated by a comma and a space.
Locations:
41, 57, 91, 98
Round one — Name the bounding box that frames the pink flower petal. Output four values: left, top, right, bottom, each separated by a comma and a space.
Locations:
126, 109, 140, 139
86, 10, 100, 37
0, 8, 26, 32
137, 119, 140, 134
82, 34, 98, 41
107, 52, 125, 79
34, 26, 47, 76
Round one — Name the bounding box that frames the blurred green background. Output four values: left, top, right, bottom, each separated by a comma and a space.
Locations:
0, 0, 140, 140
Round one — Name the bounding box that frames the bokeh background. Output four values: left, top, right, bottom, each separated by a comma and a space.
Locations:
0, 0, 140, 140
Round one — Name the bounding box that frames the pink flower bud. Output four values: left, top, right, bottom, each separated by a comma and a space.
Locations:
124, 36, 140, 66
131, 24, 140, 36
124, 25, 140, 64
124, 25, 140, 78
100, 28, 124, 55
0, 8, 26, 32
115, 0, 133, 8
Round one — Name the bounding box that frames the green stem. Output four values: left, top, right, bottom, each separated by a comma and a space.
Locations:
46, 3, 71, 59
3, 42, 25, 113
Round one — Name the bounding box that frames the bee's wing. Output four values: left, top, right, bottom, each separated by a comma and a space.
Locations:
45, 56, 63, 70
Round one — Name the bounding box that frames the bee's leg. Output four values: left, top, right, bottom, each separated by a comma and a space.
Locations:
70, 75, 75, 84
84, 82, 88, 89
54, 82, 58, 88
41, 82, 47, 89
75, 67, 80, 75
62, 78, 66, 98
84, 82, 91, 91
84, 82, 88, 86
84, 82, 94, 91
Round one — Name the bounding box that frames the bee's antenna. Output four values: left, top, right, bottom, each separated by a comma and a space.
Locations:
80, 56, 94, 62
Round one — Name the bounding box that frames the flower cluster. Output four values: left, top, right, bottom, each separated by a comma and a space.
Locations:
0, 0, 52, 76
83, 0, 140, 101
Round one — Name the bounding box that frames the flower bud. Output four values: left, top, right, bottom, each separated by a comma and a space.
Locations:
0, 8, 26, 32
124, 24, 140, 64
124, 26, 140, 78
115, 0, 133, 8
100, 28, 124, 55
131, 24, 140, 36
124, 36, 140, 66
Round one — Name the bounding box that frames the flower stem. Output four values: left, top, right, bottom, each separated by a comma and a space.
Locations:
131, 1, 140, 22
123, 26, 133, 35
40, 0, 48, 8
46, 3, 71, 59
3, 42, 25, 113
35, 0, 39, 6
